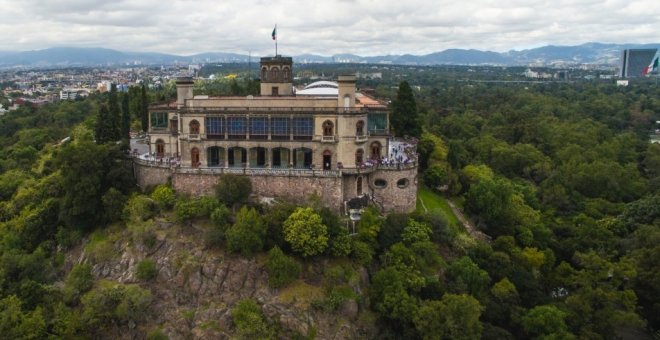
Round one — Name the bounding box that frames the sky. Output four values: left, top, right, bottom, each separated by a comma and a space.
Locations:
0, 0, 658, 56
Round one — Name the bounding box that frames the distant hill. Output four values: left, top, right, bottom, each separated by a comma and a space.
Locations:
0, 43, 658, 68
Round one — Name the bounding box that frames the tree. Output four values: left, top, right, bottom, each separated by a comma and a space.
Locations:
414, 294, 483, 340
150, 185, 176, 211
390, 81, 421, 138
522, 305, 574, 339
140, 85, 149, 132
446, 256, 491, 298
401, 219, 432, 245
94, 105, 113, 144
370, 267, 418, 324
226, 206, 267, 256
283, 207, 328, 257
215, 174, 252, 208
0, 295, 47, 339
108, 83, 121, 140
265, 246, 300, 288
120, 92, 130, 143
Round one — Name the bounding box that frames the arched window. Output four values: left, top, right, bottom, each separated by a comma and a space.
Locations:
155, 139, 165, 158
343, 95, 350, 109
357, 177, 363, 195
322, 120, 334, 136
370, 141, 381, 160
355, 149, 364, 166
191, 147, 200, 168
271, 67, 280, 81
356, 120, 365, 136
283, 67, 290, 81
261, 67, 268, 81
189, 120, 200, 134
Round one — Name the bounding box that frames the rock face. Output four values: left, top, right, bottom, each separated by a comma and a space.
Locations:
71, 220, 373, 339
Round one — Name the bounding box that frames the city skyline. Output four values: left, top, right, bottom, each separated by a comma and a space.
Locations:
0, 0, 658, 56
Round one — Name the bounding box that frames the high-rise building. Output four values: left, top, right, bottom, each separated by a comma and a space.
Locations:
620, 49, 658, 78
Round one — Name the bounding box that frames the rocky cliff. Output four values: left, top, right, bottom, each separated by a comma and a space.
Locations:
64, 218, 375, 339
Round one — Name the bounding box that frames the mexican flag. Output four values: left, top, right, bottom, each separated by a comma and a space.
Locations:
642, 56, 658, 76
272, 26, 277, 40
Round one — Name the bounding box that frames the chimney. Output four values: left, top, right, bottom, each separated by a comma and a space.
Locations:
176, 77, 194, 109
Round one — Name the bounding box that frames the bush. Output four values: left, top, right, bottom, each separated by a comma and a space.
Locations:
324, 285, 358, 310
67, 263, 94, 293
102, 188, 126, 223
283, 207, 328, 257
174, 196, 219, 223
226, 206, 266, 256
351, 240, 375, 266
81, 281, 152, 329
265, 246, 301, 288
215, 174, 252, 207
231, 299, 272, 339
151, 185, 176, 211
135, 259, 158, 281
124, 195, 155, 222
206, 205, 232, 248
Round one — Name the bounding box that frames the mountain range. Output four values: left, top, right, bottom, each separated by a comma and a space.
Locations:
0, 43, 658, 68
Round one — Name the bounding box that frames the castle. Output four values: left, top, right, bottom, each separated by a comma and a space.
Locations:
133, 56, 417, 213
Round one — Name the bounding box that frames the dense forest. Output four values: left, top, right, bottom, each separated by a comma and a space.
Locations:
0, 68, 658, 339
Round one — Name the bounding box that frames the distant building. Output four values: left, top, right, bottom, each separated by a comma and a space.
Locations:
620, 49, 657, 78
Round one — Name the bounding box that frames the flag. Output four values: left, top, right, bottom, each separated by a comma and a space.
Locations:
272, 26, 277, 40
642, 56, 658, 76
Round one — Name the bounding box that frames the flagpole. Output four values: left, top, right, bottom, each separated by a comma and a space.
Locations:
275, 24, 278, 56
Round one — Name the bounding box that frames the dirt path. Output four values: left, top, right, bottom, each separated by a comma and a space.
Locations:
445, 199, 492, 243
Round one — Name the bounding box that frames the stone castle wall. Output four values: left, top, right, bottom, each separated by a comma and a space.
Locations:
134, 161, 415, 213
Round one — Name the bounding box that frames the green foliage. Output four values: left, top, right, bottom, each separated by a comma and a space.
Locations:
215, 174, 252, 207
231, 299, 273, 340
124, 194, 155, 222
81, 281, 152, 331
205, 204, 231, 248
522, 305, 573, 339
0, 295, 47, 339
445, 256, 491, 298
413, 294, 483, 340
424, 164, 449, 189
390, 80, 421, 138
283, 207, 328, 257
135, 259, 158, 281
174, 196, 219, 223
324, 285, 358, 311
226, 206, 266, 256
102, 187, 126, 223
64, 263, 94, 301
350, 239, 375, 266
401, 219, 432, 245
370, 266, 418, 323
151, 185, 176, 210
265, 246, 300, 288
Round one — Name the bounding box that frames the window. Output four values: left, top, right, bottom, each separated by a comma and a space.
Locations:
189, 120, 200, 134
370, 141, 382, 160
151, 112, 168, 129
374, 179, 387, 188
397, 178, 410, 188
356, 120, 365, 136
261, 67, 267, 81
368, 113, 387, 134
283, 67, 290, 81
207, 147, 224, 167
191, 147, 200, 168
293, 148, 313, 169
250, 147, 267, 167
293, 117, 313, 140
205, 117, 224, 138
357, 177, 363, 195
272, 67, 279, 81
343, 95, 350, 109
322, 120, 334, 136
355, 149, 364, 165
271, 117, 289, 140
272, 147, 289, 168
227, 116, 247, 139
250, 117, 268, 139
155, 139, 165, 157
272, 86, 279, 96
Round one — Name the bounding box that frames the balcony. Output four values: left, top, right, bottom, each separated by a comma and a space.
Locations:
355, 134, 368, 143
321, 135, 336, 143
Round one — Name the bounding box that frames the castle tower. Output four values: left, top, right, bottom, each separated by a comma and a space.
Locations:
260, 56, 293, 96
176, 77, 194, 109
337, 74, 356, 109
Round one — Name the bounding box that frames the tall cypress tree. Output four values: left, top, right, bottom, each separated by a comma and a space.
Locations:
95, 105, 112, 144
390, 81, 421, 138
140, 85, 149, 132
108, 84, 121, 140
121, 93, 130, 140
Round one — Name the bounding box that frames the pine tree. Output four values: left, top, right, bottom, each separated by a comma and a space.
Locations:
121, 93, 130, 140
390, 81, 421, 138
140, 85, 149, 132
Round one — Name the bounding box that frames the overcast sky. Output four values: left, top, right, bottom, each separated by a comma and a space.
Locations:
0, 0, 657, 56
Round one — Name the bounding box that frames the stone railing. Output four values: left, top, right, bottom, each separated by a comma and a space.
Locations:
175, 166, 340, 177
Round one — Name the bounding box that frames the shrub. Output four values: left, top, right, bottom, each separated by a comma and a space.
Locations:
215, 174, 252, 207
325, 285, 358, 310
351, 240, 374, 266
226, 206, 266, 256
231, 299, 272, 339
135, 259, 158, 281
283, 207, 328, 257
67, 263, 94, 293
81, 281, 152, 329
174, 196, 219, 223
265, 246, 300, 288
102, 188, 126, 223
124, 195, 155, 222
151, 185, 175, 210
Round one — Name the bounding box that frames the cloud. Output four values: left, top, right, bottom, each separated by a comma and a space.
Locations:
0, 0, 657, 55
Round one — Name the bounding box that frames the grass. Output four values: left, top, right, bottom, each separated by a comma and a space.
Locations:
278, 280, 325, 309
416, 185, 460, 227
